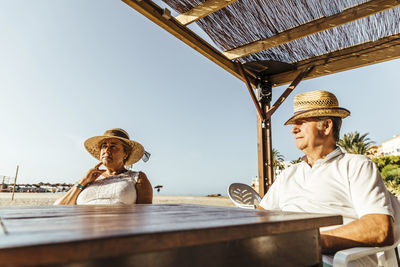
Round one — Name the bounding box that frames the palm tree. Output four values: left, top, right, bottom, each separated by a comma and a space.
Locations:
290, 157, 303, 164
272, 148, 285, 171
338, 131, 374, 155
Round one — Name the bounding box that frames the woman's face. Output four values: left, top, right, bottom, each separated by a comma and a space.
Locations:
99, 138, 127, 168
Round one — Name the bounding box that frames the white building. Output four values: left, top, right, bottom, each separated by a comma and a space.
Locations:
251, 177, 259, 193
381, 135, 400, 156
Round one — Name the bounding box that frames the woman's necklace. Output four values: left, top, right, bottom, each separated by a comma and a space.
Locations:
104, 168, 127, 177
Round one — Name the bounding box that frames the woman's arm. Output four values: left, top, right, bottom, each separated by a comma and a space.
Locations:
54, 162, 105, 205
53, 185, 84, 205
136, 172, 153, 204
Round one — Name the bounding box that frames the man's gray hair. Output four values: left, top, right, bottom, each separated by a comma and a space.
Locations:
317, 116, 342, 142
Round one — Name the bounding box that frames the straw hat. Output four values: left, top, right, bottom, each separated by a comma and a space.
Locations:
84, 128, 144, 166
284, 90, 350, 125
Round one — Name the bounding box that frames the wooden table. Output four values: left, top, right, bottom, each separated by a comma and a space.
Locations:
0, 204, 342, 267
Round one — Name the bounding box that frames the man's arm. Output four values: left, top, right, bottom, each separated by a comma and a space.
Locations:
320, 214, 394, 254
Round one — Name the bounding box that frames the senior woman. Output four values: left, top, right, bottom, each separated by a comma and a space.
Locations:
54, 128, 152, 205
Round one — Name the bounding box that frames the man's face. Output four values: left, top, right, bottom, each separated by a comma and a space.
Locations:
291, 118, 325, 151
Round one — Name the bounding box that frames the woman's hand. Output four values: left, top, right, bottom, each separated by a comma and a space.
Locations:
79, 162, 106, 186
54, 162, 105, 205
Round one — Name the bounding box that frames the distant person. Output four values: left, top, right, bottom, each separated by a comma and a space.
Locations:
54, 128, 152, 205
259, 90, 399, 266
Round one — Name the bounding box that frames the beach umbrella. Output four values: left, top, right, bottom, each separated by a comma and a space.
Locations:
154, 185, 163, 194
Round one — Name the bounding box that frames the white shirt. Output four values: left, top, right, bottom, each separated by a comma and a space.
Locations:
260, 148, 394, 226
76, 170, 139, 205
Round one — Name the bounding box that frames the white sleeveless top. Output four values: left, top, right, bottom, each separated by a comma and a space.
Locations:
76, 170, 139, 205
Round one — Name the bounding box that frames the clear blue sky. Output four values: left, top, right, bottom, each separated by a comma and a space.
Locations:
0, 1, 399, 195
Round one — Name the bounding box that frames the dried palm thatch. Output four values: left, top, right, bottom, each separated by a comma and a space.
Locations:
162, 0, 400, 63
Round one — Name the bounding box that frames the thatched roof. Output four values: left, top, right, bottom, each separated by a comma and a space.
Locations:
164, 1, 399, 61
123, 0, 400, 85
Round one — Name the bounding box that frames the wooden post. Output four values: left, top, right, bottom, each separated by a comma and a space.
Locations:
265, 115, 274, 190
257, 107, 274, 197
11, 165, 19, 201
257, 113, 266, 196
235, 62, 276, 197
235, 61, 272, 196
257, 81, 273, 197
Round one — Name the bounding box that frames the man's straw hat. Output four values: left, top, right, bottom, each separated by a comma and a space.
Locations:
84, 128, 144, 165
284, 90, 350, 125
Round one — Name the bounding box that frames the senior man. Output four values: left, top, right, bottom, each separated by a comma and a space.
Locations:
259, 90, 398, 266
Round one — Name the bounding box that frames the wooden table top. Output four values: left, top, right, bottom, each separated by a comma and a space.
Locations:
0, 204, 342, 265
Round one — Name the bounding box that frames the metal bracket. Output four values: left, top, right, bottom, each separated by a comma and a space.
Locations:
256, 77, 272, 105
162, 8, 172, 20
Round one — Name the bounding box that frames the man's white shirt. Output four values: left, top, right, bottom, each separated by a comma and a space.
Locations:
260, 147, 394, 228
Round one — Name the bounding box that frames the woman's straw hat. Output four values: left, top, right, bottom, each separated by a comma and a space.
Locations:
284, 90, 350, 125
84, 128, 144, 165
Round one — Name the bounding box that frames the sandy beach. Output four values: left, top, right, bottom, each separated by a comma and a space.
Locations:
0, 193, 235, 207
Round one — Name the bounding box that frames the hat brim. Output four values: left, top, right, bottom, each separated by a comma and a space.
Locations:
284, 107, 350, 125
84, 136, 144, 166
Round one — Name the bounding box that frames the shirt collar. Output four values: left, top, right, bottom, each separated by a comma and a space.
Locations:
324, 147, 343, 161
301, 147, 343, 166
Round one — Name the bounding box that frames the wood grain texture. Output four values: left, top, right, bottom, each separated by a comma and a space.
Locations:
0, 204, 341, 266
176, 0, 239, 25
222, 0, 400, 59
269, 33, 400, 86
60, 229, 322, 267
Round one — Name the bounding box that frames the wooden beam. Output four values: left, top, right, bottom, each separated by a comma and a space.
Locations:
176, 0, 239, 26
223, 0, 400, 60
269, 34, 400, 87
236, 61, 265, 120
122, 0, 255, 87
266, 65, 314, 119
